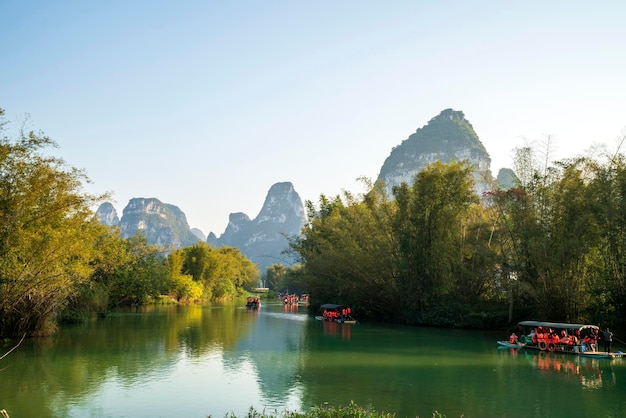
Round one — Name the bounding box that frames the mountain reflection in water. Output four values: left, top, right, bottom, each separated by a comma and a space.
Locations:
1, 303, 625, 418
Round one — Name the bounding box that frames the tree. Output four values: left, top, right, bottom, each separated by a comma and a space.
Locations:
491, 147, 602, 323
166, 249, 202, 302
279, 264, 306, 295
169, 242, 259, 302
105, 234, 171, 307
455, 204, 500, 309
586, 150, 626, 328
62, 227, 134, 319
291, 181, 400, 321
0, 110, 108, 336
265, 264, 288, 290
393, 161, 478, 324
541, 159, 598, 320
484, 187, 533, 323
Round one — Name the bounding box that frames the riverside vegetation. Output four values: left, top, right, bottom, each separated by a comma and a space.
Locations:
293, 141, 626, 335
0, 108, 258, 338
219, 402, 450, 418
1, 106, 625, 340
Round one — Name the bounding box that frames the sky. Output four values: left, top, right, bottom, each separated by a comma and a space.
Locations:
2, 1, 625, 236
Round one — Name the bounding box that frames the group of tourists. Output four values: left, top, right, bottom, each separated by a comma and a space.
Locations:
246, 297, 261, 308
281, 294, 300, 305
509, 325, 614, 353
322, 306, 351, 322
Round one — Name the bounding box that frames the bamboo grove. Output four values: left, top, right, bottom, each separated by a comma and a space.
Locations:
0, 110, 258, 337
291, 149, 626, 334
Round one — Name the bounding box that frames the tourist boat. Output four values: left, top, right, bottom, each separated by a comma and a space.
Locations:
245, 297, 261, 309
497, 320, 623, 359
315, 303, 357, 324
282, 294, 299, 305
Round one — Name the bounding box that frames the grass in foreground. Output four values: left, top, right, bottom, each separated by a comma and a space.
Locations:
216, 401, 453, 418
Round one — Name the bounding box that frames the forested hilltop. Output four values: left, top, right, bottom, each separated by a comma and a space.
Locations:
2, 107, 625, 338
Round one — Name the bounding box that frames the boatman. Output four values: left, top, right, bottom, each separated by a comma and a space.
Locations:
603, 328, 613, 353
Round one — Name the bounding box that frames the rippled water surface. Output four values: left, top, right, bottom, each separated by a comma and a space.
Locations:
1, 302, 625, 417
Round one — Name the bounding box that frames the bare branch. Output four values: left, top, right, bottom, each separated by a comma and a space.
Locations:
0, 333, 26, 361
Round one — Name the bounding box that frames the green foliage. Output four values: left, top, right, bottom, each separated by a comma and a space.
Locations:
292, 149, 626, 334
0, 111, 109, 336
473, 147, 626, 330
167, 242, 259, 302
393, 161, 479, 322
293, 165, 486, 324
222, 401, 403, 418
265, 264, 306, 295
584, 153, 626, 329
59, 227, 173, 324
265, 264, 288, 290
107, 235, 171, 306
292, 181, 400, 321
280, 264, 306, 295
166, 250, 202, 302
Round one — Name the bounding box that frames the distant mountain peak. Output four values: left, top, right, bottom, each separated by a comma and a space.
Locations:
256, 182, 304, 224
208, 182, 305, 272
377, 108, 492, 194
96, 202, 120, 226
191, 228, 206, 241
96, 198, 201, 250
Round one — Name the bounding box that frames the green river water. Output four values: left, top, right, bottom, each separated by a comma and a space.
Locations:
0, 302, 624, 418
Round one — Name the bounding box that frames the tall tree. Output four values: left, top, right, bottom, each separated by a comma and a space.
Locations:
172, 242, 259, 302
0, 110, 107, 336
291, 183, 399, 320
541, 159, 598, 320
455, 204, 500, 308
165, 249, 202, 302
484, 187, 534, 323
586, 151, 626, 328
105, 234, 171, 307
265, 264, 288, 290
393, 161, 478, 324
493, 148, 600, 322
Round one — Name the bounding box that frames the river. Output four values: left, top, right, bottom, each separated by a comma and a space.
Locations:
0, 301, 624, 417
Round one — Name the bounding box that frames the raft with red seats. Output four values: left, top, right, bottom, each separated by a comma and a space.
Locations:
246, 296, 261, 309
497, 320, 624, 359
316, 303, 357, 324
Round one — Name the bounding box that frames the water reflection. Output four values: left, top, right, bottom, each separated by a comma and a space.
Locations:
0, 303, 310, 417
321, 319, 351, 340
1, 304, 625, 418
225, 303, 309, 411
497, 344, 621, 391
523, 351, 618, 389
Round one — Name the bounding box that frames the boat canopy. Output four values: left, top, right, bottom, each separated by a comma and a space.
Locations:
517, 320, 598, 331
319, 303, 349, 311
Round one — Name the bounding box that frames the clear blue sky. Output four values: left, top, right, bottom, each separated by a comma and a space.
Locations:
2, 1, 625, 235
